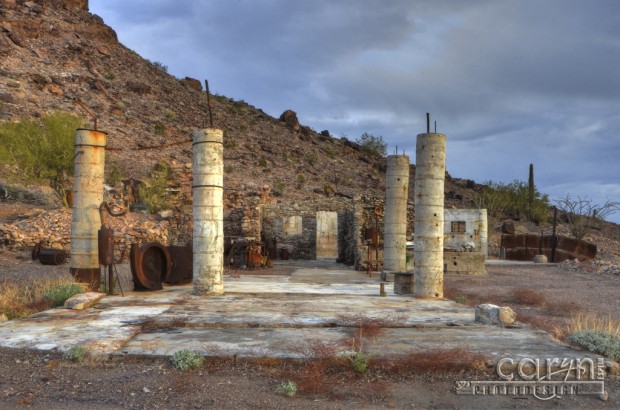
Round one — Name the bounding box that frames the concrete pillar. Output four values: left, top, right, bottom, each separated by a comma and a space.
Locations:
414, 133, 446, 299
316, 211, 338, 259
383, 155, 410, 272
70, 129, 107, 290
192, 128, 224, 295
478, 209, 488, 257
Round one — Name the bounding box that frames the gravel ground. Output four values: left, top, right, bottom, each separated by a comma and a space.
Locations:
1, 250, 620, 408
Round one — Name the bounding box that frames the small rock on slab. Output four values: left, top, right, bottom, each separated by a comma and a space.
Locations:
475, 303, 516, 326
64, 292, 105, 310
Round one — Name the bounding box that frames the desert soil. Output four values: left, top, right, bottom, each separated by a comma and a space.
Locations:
1, 250, 619, 409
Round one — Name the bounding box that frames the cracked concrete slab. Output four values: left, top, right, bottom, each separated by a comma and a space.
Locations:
0, 261, 600, 365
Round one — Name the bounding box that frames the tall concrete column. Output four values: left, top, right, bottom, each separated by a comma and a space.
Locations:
192, 128, 224, 295
383, 155, 410, 272
478, 209, 488, 257
414, 133, 446, 298
70, 129, 107, 290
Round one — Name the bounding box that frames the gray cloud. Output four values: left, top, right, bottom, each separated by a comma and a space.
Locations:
90, 0, 620, 222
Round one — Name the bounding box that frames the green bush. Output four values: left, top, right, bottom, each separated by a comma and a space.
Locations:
345, 350, 371, 373
276, 381, 297, 397
150, 60, 168, 73
356, 132, 387, 157
138, 161, 172, 213
475, 180, 549, 223
0, 112, 86, 207
171, 350, 204, 371
64, 345, 88, 362
567, 330, 620, 361
43, 283, 85, 307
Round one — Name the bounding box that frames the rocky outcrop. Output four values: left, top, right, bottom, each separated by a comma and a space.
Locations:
279, 110, 301, 131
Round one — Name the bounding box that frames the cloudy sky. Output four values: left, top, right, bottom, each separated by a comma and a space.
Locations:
90, 0, 620, 223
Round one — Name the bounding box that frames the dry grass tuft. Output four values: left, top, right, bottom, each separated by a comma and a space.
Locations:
517, 310, 567, 340
510, 288, 547, 306
374, 348, 488, 374
545, 300, 582, 317
335, 313, 406, 340
0, 276, 84, 320
568, 313, 620, 337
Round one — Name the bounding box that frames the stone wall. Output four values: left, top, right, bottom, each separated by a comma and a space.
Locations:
262, 206, 318, 259
0, 208, 170, 259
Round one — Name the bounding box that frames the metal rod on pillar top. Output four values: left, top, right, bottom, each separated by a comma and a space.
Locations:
204, 79, 214, 128
426, 113, 430, 133
434, 121, 437, 133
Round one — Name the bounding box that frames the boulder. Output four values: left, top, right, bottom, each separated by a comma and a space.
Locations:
64, 292, 105, 310
533, 254, 548, 264
279, 109, 300, 131
179, 77, 202, 92
475, 303, 516, 326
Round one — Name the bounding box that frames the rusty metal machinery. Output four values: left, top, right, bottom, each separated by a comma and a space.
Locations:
130, 242, 172, 291
98, 202, 126, 295
165, 245, 193, 285
38, 248, 67, 265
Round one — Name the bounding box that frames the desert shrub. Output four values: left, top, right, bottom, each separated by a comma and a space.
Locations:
0, 277, 84, 319
567, 331, 620, 361
171, 350, 204, 371
154, 123, 165, 135
0, 112, 86, 207
162, 108, 176, 120
106, 160, 125, 186
475, 180, 549, 223
555, 195, 620, 240
43, 283, 85, 307
258, 156, 268, 167
510, 288, 546, 307
150, 60, 168, 73
276, 381, 297, 397
138, 161, 172, 213
305, 153, 318, 165
356, 132, 387, 157
455, 295, 468, 304
345, 349, 371, 373
64, 345, 88, 362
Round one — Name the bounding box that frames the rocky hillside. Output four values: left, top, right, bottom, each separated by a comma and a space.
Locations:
0, 0, 482, 211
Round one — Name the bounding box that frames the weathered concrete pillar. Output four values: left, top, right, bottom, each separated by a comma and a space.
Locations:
383, 155, 410, 272
414, 133, 446, 298
192, 128, 224, 295
478, 208, 488, 257
70, 129, 107, 290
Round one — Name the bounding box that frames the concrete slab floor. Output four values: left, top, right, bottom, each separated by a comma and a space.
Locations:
0, 260, 599, 365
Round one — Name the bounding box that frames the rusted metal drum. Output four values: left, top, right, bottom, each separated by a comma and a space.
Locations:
166, 245, 193, 285
98, 226, 115, 265
130, 242, 172, 291
38, 249, 67, 265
